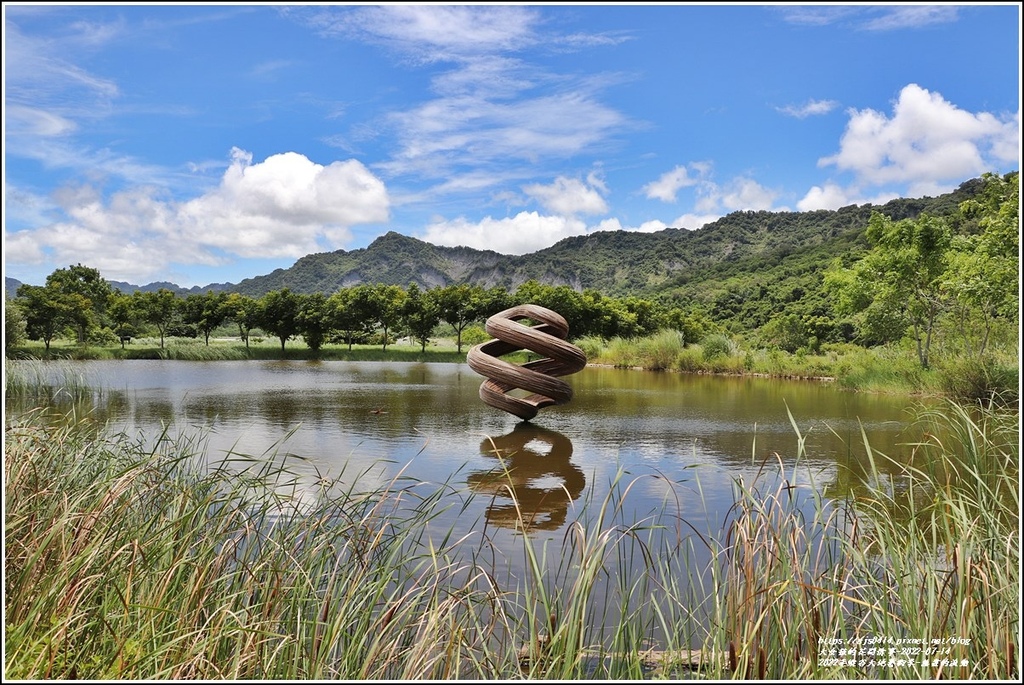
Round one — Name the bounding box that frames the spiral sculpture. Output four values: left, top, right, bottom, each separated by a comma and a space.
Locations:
467, 304, 587, 421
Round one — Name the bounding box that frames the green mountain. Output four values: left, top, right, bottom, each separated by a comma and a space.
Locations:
230, 232, 507, 296
227, 176, 985, 299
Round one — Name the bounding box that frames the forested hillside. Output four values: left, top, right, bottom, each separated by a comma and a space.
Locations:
225, 177, 986, 299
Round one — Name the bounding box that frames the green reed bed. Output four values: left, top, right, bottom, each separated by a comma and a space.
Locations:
581, 331, 1018, 402
5, 398, 1018, 679
691, 401, 1020, 680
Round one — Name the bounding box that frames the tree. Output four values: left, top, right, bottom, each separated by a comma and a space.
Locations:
44, 264, 114, 344
134, 289, 180, 349
295, 292, 333, 353
433, 283, 486, 353
5, 296, 28, 355
16, 283, 88, 352
329, 287, 374, 350
480, 286, 514, 319
663, 306, 715, 346
402, 284, 441, 352
181, 291, 228, 345
619, 296, 664, 338
368, 284, 407, 351
942, 171, 1019, 357
513, 281, 586, 339
224, 293, 259, 348
108, 293, 143, 348
257, 288, 301, 352
825, 211, 951, 368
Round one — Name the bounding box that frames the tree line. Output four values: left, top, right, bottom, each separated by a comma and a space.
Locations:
6, 275, 712, 355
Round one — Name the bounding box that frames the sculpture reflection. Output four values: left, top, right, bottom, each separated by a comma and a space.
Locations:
468, 424, 586, 532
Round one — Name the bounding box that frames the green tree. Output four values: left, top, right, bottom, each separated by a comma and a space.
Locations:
433, 283, 487, 353
943, 171, 1019, 357
825, 212, 951, 368
663, 306, 714, 346
402, 284, 441, 352
107, 293, 143, 348
134, 289, 180, 349
44, 264, 114, 344
368, 284, 407, 351
257, 288, 301, 352
16, 283, 88, 352
513, 281, 586, 338
328, 287, 374, 350
619, 296, 664, 338
480, 286, 514, 319
296, 292, 333, 353
5, 296, 28, 355
181, 291, 229, 345
224, 293, 259, 348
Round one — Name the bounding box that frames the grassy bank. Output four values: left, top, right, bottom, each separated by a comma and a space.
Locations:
7, 336, 471, 364
577, 331, 1019, 404
5, 391, 1018, 679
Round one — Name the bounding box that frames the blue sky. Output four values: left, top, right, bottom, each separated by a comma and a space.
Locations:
4, 3, 1020, 288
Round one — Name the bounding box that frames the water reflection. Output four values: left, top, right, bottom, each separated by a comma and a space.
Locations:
467, 423, 585, 532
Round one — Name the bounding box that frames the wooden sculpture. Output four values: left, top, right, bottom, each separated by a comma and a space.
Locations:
466, 304, 587, 421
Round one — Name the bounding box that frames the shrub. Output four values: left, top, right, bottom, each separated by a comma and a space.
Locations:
604, 336, 637, 368
700, 334, 735, 361
636, 330, 684, 370
937, 355, 1019, 406
461, 325, 491, 347
574, 335, 605, 362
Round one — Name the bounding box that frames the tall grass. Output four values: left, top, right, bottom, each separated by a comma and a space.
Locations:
4, 359, 95, 404
693, 401, 1019, 680
5, 396, 1018, 679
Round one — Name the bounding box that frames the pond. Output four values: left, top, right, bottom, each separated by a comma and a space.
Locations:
7, 359, 939, 648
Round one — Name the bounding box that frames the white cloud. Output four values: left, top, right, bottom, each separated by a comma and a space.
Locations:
421, 211, 587, 254
819, 84, 1018, 188
380, 88, 627, 180
523, 176, 608, 216
796, 183, 852, 211
634, 219, 668, 233
4, 230, 48, 265
797, 183, 902, 212
670, 213, 720, 231
718, 178, 778, 211
860, 6, 960, 31
8, 149, 391, 284
423, 211, 678, 255
179, 149, 389, 257
777, 99, 839, 119
248, 59, 297, 80
4, 105, 78, 137
643, 163, 710, 202
3, 18, 120, 119
989, 110, 1021, 165
778, 5, 960, 31
304, 4, 541, 61
297, 4, 631, 202
594, 217, 667, 234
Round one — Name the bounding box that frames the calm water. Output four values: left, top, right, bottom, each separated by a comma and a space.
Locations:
9, 359, 938, 643
15, 360, 931, 509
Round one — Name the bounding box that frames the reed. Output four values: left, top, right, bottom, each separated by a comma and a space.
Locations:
5, 395, 1018, 679
4, 359, 94, 403
698, 401, 1019, 680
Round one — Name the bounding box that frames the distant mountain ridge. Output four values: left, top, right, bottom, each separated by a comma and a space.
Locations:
221, 177, 980, 298
6, 176, 986, 299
